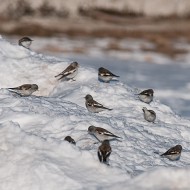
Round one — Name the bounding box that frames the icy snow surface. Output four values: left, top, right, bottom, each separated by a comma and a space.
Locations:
0, 36, 190, 189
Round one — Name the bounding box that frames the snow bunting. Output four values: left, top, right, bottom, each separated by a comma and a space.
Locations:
64, 136, 76, 145
18, 37, 33, 49
161, 145, 182, 161
8, 84, 38, 96
138, 89, 154, 104
55, 61, 79, 81
98, 140, 112, 164
88, 126, 121, 142
98, 67, 119, 83
142, 107, 156, 122
85, 94, 112, 113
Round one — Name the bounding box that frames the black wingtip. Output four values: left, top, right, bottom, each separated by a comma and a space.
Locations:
57, 76, 64, 80
97, 151, 102, 162
55, 74, 65, 80
8, 87, 17, 90
102, 107, 113, 111
54, 74, 60, 78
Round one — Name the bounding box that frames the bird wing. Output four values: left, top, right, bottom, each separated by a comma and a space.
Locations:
93, 100, 112, 110
161, 147, 179, 156
103, 70, 119, 77
9, 84, 33, 91
139, 90, 149, 95
96, 128, 120, 138
107, 71, 119, 77
141, 92, 149, 95
149, 110, 156, 115
87, 99, 112, 110
87, 100, 103, 108
102, 147, 111, 162
99, 67, 119, 77
55, 65, 77, 78
8, 85, 24, 90
21, 84, 32, 90
97, 150, 103, 162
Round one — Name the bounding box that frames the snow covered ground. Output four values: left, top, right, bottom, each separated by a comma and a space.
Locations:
0, 36, 190, 189
67, 54, 190, 119
12, 35, 189, 118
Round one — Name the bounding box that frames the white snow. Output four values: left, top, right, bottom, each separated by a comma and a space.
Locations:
0, 36, 190, 189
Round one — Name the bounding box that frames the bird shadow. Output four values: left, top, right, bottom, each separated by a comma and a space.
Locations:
98, 78, 119, 83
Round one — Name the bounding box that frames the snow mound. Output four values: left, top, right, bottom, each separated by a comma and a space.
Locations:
0, 36, 190, 189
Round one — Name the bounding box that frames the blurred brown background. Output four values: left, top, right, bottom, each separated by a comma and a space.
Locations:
1, 0, 190, 57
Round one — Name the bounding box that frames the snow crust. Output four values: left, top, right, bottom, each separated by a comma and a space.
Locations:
0, 36, 190, 189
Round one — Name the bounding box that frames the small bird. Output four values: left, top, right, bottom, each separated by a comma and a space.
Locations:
18, 37, 33, 49
98, 140, 112, 165
161, 145, 182, 161
142, 107, 156, 122
8, 84, 38, 96
85, 94, 112, 113
138, 89, 154, 104
64, 136, 76, 145
55, 62, 79, 81
88, 126, 121, 142
98, 67, 119, 83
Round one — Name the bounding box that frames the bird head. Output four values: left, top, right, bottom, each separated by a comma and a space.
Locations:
142, 107, 147, 113
31, 84, 39, 91
85, 94, 93, 101
88, 126, 96, 134
71, 62, 79, 68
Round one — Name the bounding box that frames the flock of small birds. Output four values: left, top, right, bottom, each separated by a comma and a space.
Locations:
7, 36, 183, 165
